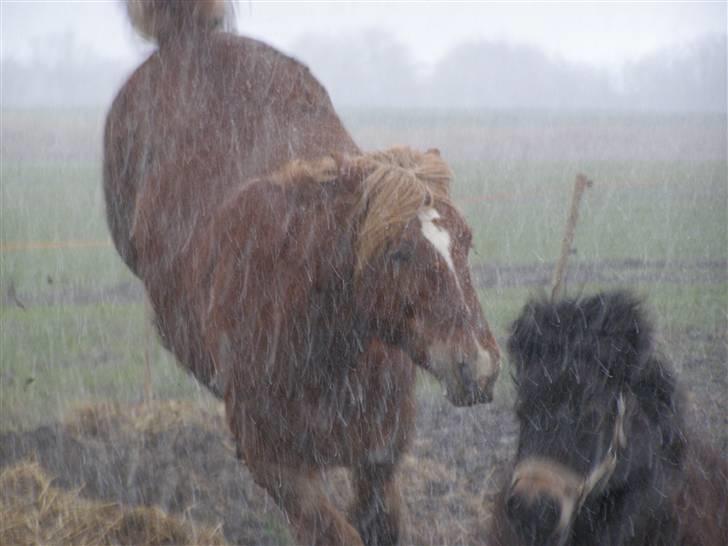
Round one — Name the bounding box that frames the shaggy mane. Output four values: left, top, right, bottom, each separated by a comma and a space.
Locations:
508, 290, 685, 469
508, 291, 655, 398
265, 146, 454, 275
266, 156, 341, 187
352, 147, 453, 274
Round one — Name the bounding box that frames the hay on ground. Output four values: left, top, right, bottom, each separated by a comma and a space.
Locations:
64, 399, 225, 439
0, 461, 228, 546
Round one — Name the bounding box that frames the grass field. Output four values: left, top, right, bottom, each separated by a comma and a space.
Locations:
1, 108, 726, 431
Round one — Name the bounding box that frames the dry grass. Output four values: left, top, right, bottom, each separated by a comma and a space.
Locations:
61, 400, 501, 545
63, 399, 226, 439
3, 400, 511, 545
0, 461, 228, 546
399, 455, 493, 545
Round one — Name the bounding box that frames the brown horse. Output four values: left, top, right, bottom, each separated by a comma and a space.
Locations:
490, 291, 727, 546
103, 2, 500, 545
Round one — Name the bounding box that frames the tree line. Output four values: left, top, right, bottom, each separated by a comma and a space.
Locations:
2, 31, 725, 112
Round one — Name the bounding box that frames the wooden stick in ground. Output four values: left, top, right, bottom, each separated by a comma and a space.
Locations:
551, 173, 593, 300
143, 296, 153, 404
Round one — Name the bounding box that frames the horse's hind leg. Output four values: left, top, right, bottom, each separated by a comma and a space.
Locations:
247, 460, 364, 546
349, 461, 402, 546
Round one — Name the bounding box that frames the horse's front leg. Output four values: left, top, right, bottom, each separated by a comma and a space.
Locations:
349, 460, 402, 546
246, 459, 364, 546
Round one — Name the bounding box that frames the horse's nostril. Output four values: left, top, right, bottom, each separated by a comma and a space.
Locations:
506, 492, 561, 544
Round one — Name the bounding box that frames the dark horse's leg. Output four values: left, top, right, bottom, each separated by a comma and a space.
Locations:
349, 461, 402, 546
246, 459, 365, 546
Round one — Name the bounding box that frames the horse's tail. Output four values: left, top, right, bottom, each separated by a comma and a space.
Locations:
125, 0, 234, 45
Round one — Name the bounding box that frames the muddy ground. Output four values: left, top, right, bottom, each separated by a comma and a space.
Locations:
1, 259, 726, 545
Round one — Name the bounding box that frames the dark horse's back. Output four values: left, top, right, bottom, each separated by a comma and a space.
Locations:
103, 1, 358, 394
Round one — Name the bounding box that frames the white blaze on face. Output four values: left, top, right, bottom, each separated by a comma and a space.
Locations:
418, 207, 500, 402
418, 206, 467, 302
418, 206, 458, 272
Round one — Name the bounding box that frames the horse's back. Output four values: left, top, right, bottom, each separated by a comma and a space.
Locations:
103, 31, 358, 392
103, 31, 357, 273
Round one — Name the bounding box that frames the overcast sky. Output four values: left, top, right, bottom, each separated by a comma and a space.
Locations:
2, 1, 726, 72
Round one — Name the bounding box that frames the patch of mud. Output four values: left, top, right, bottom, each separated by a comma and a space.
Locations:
473, 258, 728, 289
670, 330, 728, 454
1, 280, 146, 309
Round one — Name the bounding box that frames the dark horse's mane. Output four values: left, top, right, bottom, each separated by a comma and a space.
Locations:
509, 291, 684, 463
491, 290, 728, 546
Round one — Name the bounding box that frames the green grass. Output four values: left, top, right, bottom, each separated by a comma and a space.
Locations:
1, 109, 726, 430
0, 302, 216, 429
1, 162, 105, 241
452, 159, 727, 266
0, 159, 131, 295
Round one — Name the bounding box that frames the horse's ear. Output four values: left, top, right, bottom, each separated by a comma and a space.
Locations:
425, 147, 441, 157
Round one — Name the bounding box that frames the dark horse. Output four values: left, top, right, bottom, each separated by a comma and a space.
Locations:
103, 2, 500, 545
490, 291, 727, 546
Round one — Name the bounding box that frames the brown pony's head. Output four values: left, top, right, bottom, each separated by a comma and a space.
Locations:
349, 147, 500, 406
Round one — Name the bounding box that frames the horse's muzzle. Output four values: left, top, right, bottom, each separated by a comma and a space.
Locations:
506, 488, 563, 546
448, 359, 497, 406
505, 458, 583, 545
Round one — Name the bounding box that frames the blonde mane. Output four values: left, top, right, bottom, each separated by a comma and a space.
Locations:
267, 156, 341, 186
264, 146, 454, 274
351, 147, 454, 274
